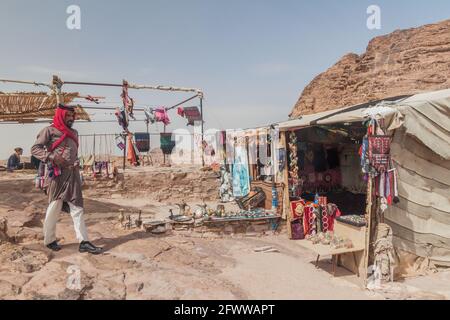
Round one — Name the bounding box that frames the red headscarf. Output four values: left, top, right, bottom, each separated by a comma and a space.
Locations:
50, 105, 79, 152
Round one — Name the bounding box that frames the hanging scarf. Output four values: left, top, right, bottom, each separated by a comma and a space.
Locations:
177, 107, 185, 117
127, 134, 140, 166
155, 107, 171, 125
50, 105, 79, 152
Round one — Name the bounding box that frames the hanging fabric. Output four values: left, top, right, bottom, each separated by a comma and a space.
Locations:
160, 133, 175, 155
85, 95, 99, 104
232, 140, 250, 197
144, 107, 156, 124
368, 135, 391, 172
127, 133, 139, 166
135, 132, 150, 152
115, 134, 125, 150
182, 106, 202, 126
115, 107, 128, 131
155, 107, 170, 125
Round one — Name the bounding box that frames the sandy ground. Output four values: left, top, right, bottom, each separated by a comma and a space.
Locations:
0, 168, 448, 300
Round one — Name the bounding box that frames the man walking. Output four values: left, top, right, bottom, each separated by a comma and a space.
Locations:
31, 104, 102, 254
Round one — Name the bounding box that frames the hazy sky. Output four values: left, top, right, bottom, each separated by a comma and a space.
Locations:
1, 0, 450, 159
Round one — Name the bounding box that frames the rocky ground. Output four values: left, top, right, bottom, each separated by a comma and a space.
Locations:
0, 167, 449, 300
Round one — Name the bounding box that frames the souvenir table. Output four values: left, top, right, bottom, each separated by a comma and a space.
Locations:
296, 220, 367, 277
202, 210, 281, 231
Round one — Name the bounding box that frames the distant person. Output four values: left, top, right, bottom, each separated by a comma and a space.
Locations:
31, 104, 103, 255
7, 147, 24, 172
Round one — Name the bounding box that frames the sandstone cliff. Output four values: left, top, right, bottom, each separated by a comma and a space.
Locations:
290, 19, 450, 118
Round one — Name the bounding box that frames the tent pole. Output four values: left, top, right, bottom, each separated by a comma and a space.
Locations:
200, 95, 205, 167
52, 75, 63, 104
163, 124, 166, 165
123, 132, 127, 171
93, 133, 96, 164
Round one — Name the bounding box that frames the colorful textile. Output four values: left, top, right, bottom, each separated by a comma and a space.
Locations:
368, 135, 391, 171
155, 107, 170, 125
325, 203, 341, 232
291, 219, 305, 240
177, 107, 185, 117
291, 200, 305, 220
115, 135, 125, 150
127, 134, 139, 166
160, 133, 175, 155
303, 205, 316, 236
232, 145, 250, 197
182, 106, 202, 126
134, 132, 150, 152
375, 168, 399, 205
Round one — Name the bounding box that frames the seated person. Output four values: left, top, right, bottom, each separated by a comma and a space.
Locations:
7, 147, 24, 172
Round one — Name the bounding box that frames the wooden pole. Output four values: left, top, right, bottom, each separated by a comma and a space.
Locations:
363, 176, 374, 286
61, 79, 202, 95
123, 132, 127, 170
93, 133, 96, 164
163, 124, 166, 165
52, 75, 63, 104
200, 95, 205, 167
0, 78, 52, 88
122, 80, 129, 171
281, 131, 292, 239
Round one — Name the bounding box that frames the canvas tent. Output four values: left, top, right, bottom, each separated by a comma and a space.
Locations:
382, 90, 450, 267
278, 88, 450, 268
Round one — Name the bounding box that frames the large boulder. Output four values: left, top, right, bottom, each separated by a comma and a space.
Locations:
290, 19, 450, 118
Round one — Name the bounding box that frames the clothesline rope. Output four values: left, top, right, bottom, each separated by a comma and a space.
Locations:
0, 79, 52, 89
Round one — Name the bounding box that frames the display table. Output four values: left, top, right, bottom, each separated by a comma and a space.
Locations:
204, 215, 281, 223
201, 215, 282, 234
203, 215, 281, 231
296, 220, 366, 277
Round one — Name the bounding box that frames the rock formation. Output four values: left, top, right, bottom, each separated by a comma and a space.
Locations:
290, 19, 450, 118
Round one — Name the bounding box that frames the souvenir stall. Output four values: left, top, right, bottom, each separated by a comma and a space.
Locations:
246, 127, 284, 216
282, 123, 369, 278
200, 127, 283, 232
221, 127, 284, 213
277, 102, 403, 284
